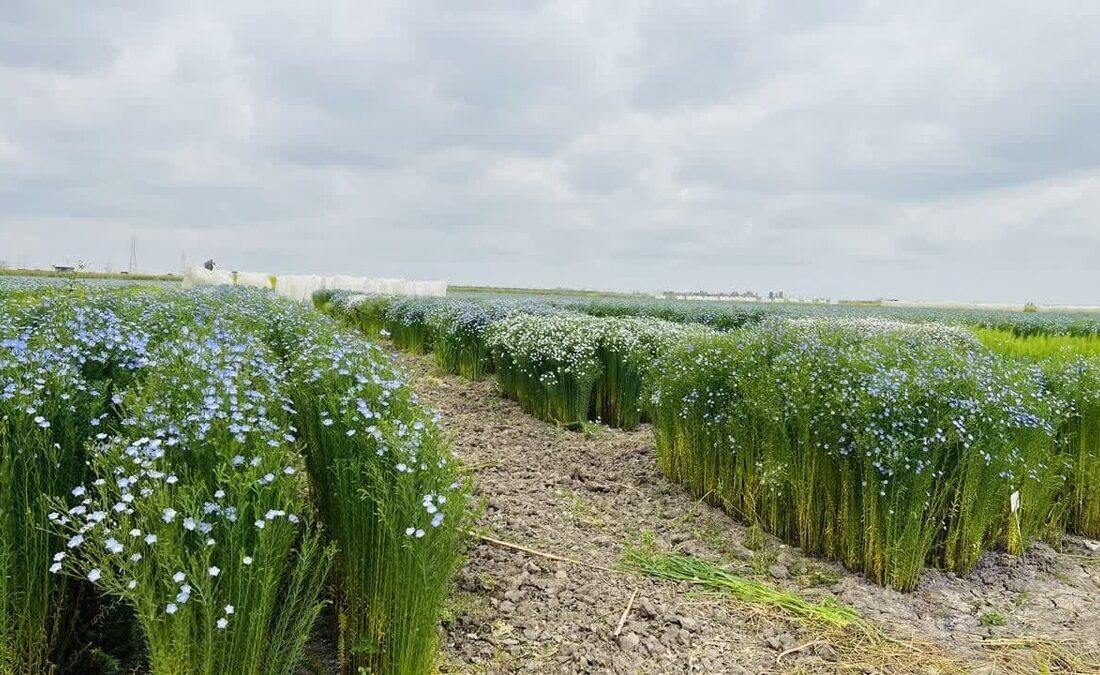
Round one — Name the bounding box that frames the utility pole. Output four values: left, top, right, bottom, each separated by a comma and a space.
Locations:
128, 237, 138, 273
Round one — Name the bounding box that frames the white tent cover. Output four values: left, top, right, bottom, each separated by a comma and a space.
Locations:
182, 267, 448, 302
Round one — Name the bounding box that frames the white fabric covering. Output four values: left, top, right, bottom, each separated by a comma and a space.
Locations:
182, 266, 448, 302
236, 272, 272, 289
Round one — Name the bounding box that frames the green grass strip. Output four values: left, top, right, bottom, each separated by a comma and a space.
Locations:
624, 550, 862, 629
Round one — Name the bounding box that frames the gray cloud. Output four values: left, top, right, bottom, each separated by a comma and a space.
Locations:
2, 0, 1099, 303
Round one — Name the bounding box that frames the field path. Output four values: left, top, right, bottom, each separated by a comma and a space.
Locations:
399, 352, 1100, 674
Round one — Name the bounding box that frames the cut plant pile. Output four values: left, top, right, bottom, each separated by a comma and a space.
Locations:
400, 352, 1100, 674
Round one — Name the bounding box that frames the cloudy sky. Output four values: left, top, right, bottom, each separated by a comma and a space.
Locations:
2, 1, 1099, 303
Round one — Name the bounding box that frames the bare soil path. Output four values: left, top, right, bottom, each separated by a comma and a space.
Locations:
399, 353, 1100, 675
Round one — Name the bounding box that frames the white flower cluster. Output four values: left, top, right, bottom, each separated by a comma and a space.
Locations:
485, 312, 605, 383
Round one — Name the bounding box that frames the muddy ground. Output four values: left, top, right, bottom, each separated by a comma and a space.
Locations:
398, 353, 1100, 675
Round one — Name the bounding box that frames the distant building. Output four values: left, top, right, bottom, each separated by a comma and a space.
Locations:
53, 265, 75, 272
658, 289, 834, 304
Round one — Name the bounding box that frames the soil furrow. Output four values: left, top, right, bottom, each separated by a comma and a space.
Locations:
401, 354, 1100, 674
